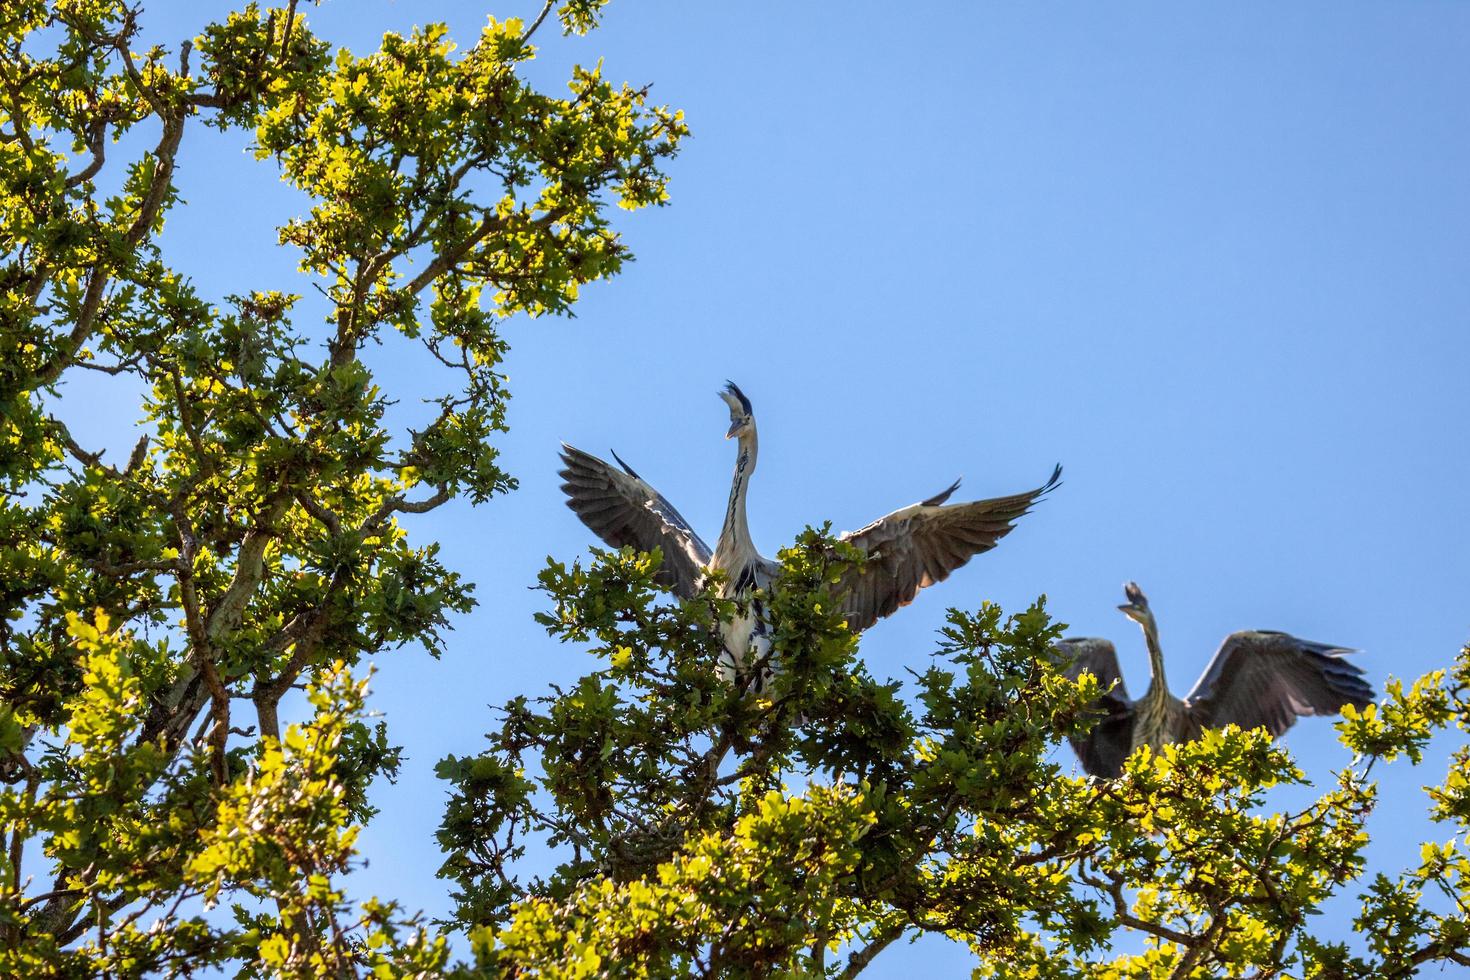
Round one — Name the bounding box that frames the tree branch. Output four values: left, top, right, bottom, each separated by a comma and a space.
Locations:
841, 921, 905, 979
33, 111, 184, 388
204, 495, 292, 640
522, 2, 556, 44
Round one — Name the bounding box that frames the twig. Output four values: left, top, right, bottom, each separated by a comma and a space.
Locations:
522, 1, 555, 43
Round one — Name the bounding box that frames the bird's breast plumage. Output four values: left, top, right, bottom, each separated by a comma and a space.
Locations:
1132, 691, 1192, 755
714, 557, 775, 686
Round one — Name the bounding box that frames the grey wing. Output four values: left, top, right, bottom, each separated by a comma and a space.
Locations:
558, 444, 713, 598
1183, 631, 1376, 737
1056, 637, 1136, 778
834, 465, 1061, 633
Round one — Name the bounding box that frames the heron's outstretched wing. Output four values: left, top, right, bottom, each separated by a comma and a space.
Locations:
1183, 630, 1375, 737
1056, 637, 1136, 778
558, 444, 712, 598
833, 465, 1061, 633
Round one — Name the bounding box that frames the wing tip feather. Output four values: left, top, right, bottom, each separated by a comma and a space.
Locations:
921, 478, 963, 508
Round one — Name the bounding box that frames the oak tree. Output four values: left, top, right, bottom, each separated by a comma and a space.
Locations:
441, 540, 1470, 978
1, 0, 682, 973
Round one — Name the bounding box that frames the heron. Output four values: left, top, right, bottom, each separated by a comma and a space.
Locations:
1058, 582, 1375, 778
559, 382, 1061, 686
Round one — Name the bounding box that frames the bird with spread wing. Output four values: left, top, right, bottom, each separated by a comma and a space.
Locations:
1058, 582, 1376, 778
559, 382, 1060, 687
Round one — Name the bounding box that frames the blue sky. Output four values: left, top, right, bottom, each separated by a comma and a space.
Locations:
77, 1, 1470, 973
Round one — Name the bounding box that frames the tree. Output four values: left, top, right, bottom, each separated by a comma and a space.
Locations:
441, 540, 1470, 978
0, 0, 683, 974
4, 3, 1469, 979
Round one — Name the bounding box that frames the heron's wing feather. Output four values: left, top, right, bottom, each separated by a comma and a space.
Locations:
1056, 637, 1136, 778
1183, 631, 1375, 737
1057, 637, 1131, 704
559, 444, 712, 598
834, 465, 1061, 633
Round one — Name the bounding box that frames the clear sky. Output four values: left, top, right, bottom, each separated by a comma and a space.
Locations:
76, 1, 1470, 973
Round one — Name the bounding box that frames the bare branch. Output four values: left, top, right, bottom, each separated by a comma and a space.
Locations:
522, 2, 556, 44
384, 487, 451, 516
65, 117, 107, 188
840, 921, 905, 979
278, 0, 300, 64
205, 495, 292, 640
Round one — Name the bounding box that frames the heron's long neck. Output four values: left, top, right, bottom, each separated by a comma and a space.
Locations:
717, 427, 758, 560
1139, 614, 1169, 701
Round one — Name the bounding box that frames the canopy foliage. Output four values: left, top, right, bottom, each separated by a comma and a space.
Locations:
1, 2, 1467, 978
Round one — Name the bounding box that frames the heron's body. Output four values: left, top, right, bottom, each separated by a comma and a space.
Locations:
710, 422, 778, 681
1059, 583, 1375, 778
718, 580, 774, 684
1131, 687, 1195, 756
1125, 601, 1197, 755
559, 382, 1060, 688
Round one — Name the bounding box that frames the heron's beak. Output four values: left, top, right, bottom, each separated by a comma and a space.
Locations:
725, 420, 743, 439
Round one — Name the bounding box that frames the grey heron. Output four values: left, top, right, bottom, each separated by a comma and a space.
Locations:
559, 382, 1061, 686
1058, 582, 1375, 778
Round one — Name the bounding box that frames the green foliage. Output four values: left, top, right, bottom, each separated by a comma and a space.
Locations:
5, 2, 1470, 978
0, 0, 682, 974
440, 534, 1470, 978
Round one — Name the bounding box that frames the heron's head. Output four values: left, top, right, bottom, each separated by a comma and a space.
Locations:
1117, 581, 1153, 625
719, 381, 754, 439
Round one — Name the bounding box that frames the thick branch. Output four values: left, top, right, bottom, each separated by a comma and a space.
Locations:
278, 0, 300, 63
204, 496, 292, 640
384, 486, 450, 516
840, 922, 905, 979
403, 214, 505, 297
